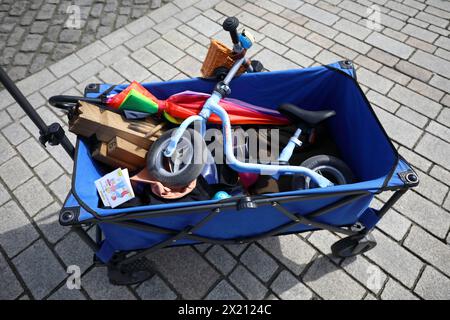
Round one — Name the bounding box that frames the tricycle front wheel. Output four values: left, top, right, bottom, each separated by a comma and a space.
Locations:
147, 128, 207, 188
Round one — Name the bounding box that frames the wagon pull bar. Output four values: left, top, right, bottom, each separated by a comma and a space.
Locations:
0, 67, 75, 158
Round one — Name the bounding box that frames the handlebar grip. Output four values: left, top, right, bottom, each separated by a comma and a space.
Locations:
222, 17, 240, 45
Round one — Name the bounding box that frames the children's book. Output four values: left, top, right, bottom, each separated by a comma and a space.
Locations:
95, 168, 135, 208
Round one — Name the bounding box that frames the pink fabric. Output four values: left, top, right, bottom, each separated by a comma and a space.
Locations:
131, 168, 196, 199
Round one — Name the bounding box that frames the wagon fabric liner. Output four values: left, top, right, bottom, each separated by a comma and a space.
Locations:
60, 62, 417, 263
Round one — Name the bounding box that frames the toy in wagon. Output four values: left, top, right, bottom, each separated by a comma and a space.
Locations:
0, 16, 419, 286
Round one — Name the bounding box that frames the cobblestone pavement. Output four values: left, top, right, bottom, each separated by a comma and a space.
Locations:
0, 0, 170, 83
1, 0, 450, 300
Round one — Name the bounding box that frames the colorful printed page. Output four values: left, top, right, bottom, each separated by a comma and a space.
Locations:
95, 168, 135, 208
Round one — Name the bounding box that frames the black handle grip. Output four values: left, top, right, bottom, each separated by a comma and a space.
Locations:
222, 17, 240, 45
48, 95, 102, 111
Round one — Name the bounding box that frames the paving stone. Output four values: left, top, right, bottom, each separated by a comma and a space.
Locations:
111, 56, 151, 82
376, 209, 411, 242
21, 34, 43, 52
258, 234, 316, 275
16, 138, 48, 167
402, 24, 439, 43
303, 256, 366, 300
435, 35, 450, 51
0, 110, 12, 130
2, 122, 30, 146
125, 15, 155, 35
148, 246, 219, 299
149, 60, 179, 81
367, 48, 399, 67
215, 1, 240, 16
82, 267, 136, 300
380, 278, 419, 300
240, 244, 278, 282
365, 230, 423, 288
358, 68, 394, 95
124, 28, 160, 51
47, 285, 86, 300
55, 230, 95, 272
261, 37, 289, 55
261, 23, 294, 44
103, 27, 133, 49
148, 38, 185, 64
271, 270, 313, 300
404, 226, 450, 277
0, 181, 10, 206
333, 19, 372, 40
415, 133, 450, 171
13, 177, 53, 216
414, 266, 450, 300
148, 2, 180, 23
427, 121, 450, 144
410, 50, 450, 79
284, 50, 314, 68
335, 33, 371, 55
0, 134, 16, 165
395, 106, 428, 128
388, 84, 441, 119
253, 49, 298, 71
429, 165, 450, 187
286, 36, 322, 58
396, 190, 450, 239
366, 33, 414, 59
205, 245, 237, 275
235, 11, 266, 30
34, 157, 64, 185
373, 107, 422, 148
40, 75, 77, 99
163, 29, 194, 50
298, 3, 339, 26
34, 202, 68, 245
406, 36, 436, 54
366, 90, 399, 113
48, 54, 83, 78
378, 66, 411, 86
136, 275, 177, 300
71, 60, 104, 82
341, 255, 387, 294
96, 45, 129, 67
13, 239, 66, 299
416, 170, 449, 206
59, 29, 82, 44
0, 252, 24, 299
0, 156, 33, 190
0, 200, 39, 257
224, 243, 248, 256
307, 230, 340, 262
408, 80, 445, 103
187, 15, 221, 37
205, 280, 244, 300
229, 265, 267, 299
98, 68, 126, 84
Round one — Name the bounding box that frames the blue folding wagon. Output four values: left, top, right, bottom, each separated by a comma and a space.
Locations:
0, 60, 419, 285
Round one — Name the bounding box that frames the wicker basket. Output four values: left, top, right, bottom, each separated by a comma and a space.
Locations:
201, 39, 246, 78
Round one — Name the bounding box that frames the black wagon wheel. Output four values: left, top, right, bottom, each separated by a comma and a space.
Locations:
213, 66, 230, 81
331, 234, 377, 258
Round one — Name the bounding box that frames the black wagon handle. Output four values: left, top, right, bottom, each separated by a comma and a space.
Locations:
0, 66, 75, 158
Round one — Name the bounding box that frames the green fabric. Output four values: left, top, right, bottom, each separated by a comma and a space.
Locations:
119, 89, 159, 113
